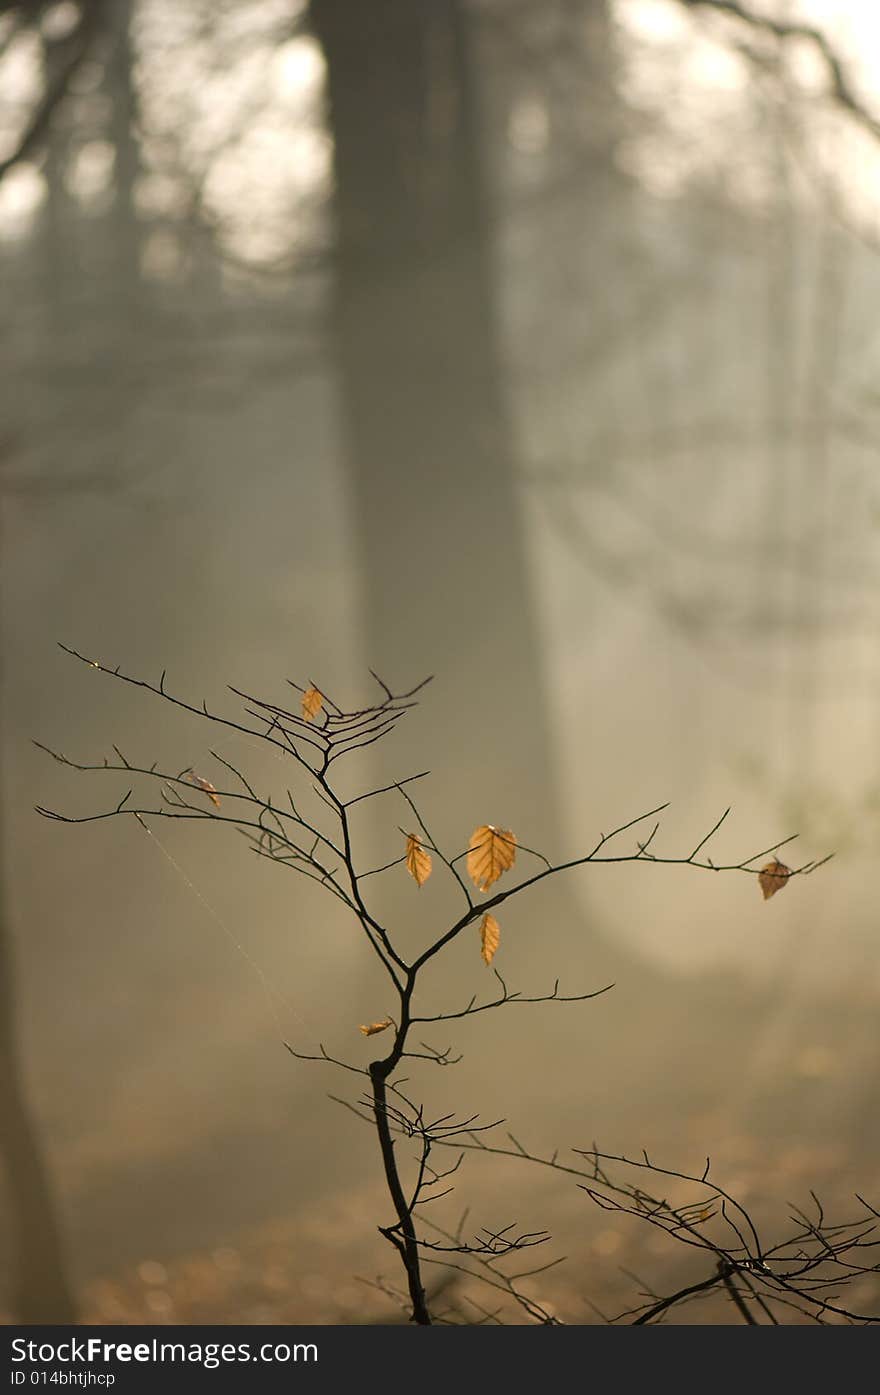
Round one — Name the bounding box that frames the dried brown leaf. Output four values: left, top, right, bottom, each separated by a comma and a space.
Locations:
479, 913, 501, 966
758, 859, 791, 900
405, 833, 432, 888
359, 1017, 393, 1036
301, 686, 324, 722
186, 770, 221, 808
467, 824, 517, 892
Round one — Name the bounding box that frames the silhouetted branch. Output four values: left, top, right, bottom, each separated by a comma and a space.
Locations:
427, 1130, 880, 1324
680, 0, 880, 145
38, 650, 841, 1324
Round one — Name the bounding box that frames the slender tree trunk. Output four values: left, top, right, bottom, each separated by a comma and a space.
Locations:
0, 690, 76, 1320
311, 0, 595, 894
0, 0, 138, 1323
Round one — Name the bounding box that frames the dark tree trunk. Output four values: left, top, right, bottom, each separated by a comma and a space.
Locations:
0, 0, 140, 1323
311, 0, 594, 890
0, 771, 76, 1320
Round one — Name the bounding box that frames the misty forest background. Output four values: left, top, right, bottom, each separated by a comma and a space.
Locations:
1, 0, 880, 1323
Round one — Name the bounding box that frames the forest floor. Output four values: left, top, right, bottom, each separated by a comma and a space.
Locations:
24, 1115, 880, 1326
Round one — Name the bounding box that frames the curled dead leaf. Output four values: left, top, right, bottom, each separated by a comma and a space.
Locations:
405, 832, 432, 888
185, 770, 221, 808
359, 1017, 393, 1036
301, 686, 324, 722
479, 913, 501, 966
758, 859, 791, 900
467, 824, 517, 892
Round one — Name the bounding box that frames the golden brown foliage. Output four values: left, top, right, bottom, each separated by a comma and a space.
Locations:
185, 771, 221, 808
759, 859, 791, 900
301, 686, 324, 722
359, 1017, 393, 1037
479, 913, 501, 966
466, 825, 517, 893
404, 833, 432, 888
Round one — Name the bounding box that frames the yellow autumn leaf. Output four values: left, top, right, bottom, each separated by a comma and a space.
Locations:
359, 1017, 393, 1036
405, 832, 432, 888
467, 824, 517, 892
479, 913, 501, 966
758, 859, 791, 900
186, 770, 221, 808
302, 686, 324, 722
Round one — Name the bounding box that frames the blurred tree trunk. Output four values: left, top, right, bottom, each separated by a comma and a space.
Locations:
0, 885, 75, 1319
311, 0, 605, 945
0, 632, 75, 1321
0, 0, 137, 1323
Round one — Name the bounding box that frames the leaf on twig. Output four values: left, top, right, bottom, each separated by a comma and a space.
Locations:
301, 686, 324, 722
405, 832, 432, 888
479, 913, 501, 966
758, 859, 791, 900
467, 824, 517, 892
185, 770, 221, 808
359, 1017, 393, 1036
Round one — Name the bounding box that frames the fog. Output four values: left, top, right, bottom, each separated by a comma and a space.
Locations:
1, 0, 879, 1323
